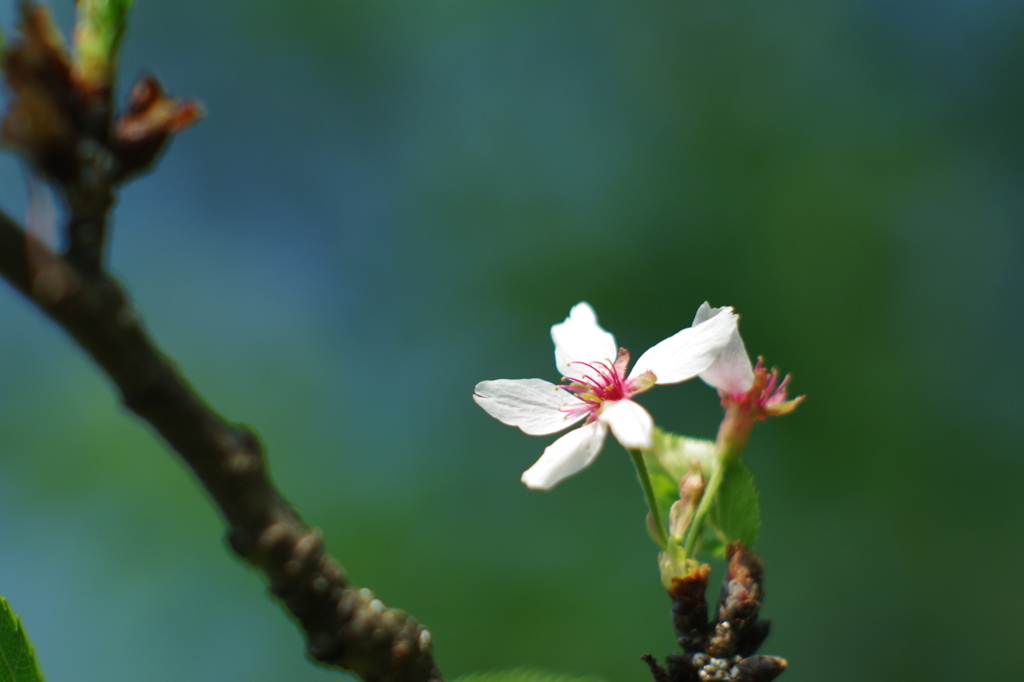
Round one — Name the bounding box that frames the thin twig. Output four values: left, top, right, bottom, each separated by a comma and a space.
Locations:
0, 211, 442, 682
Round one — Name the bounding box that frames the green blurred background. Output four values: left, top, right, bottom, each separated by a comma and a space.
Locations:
0, 1, 1022, 680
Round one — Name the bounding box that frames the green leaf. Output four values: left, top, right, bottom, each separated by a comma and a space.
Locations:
452, 670, 609, 682
644, 428, 717, 519
706, 461, 761, 548
0, 596, 45, 682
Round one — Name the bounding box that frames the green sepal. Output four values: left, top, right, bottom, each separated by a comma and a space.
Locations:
0, 595, 45, 682
73, 0, 135, 86
643, 427, 716, 519
706, 461, 761, 549
451, 670, 608, 682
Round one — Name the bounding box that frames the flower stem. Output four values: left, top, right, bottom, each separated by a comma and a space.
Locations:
682, 402, 754, 557
683, 457, 729, 557
630, 449, 669, 549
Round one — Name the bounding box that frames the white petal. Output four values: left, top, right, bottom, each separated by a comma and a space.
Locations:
551, 302, 618, 381
629, 306, 739, 385
474, 379, 587, 435
521, 421, 608, 490
599, 399, 653, 450
693, 303, 754, 394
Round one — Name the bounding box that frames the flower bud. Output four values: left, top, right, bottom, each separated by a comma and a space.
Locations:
669, 464, 706, 543
110, 74, 203, 179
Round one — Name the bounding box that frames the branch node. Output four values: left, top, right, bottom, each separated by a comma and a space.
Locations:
311, 574, 329, 595
254, 521, 291, 555
418, 628, 433, 654
292, 527, 325, 564
335, 590, 356, 619
220, 426, 263, 475
322, 556, 345, 580
284, 559, 304, 579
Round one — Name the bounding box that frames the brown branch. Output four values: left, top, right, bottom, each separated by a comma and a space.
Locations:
0, 6, 440, 678
0, 210, 442, 682
643, 545, 786, 682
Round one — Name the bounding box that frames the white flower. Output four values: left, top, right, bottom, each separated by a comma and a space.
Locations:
692, 302, 755, 398
473, 302, 739, 490
694, 302, 803, 418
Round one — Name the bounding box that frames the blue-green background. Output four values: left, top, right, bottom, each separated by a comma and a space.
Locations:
0, 1, 1021, 681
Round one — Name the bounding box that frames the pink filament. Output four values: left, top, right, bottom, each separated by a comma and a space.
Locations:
559, 356, 635, 421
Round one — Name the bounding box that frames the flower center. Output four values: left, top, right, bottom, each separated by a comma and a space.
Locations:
720, 358, 802, 419
752, 359, 790, 409
559, 348, 648, 422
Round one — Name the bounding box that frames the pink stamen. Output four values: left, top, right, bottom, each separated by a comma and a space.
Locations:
760, 371, 792, 408
570, 360, 614, 388
721, 357, 800, 417
560, 353, 638, 421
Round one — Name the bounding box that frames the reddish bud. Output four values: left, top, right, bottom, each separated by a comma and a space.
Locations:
110, 73, 204, 179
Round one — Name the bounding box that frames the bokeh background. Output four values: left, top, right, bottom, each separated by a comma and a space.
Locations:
0, 1, 1022, 681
